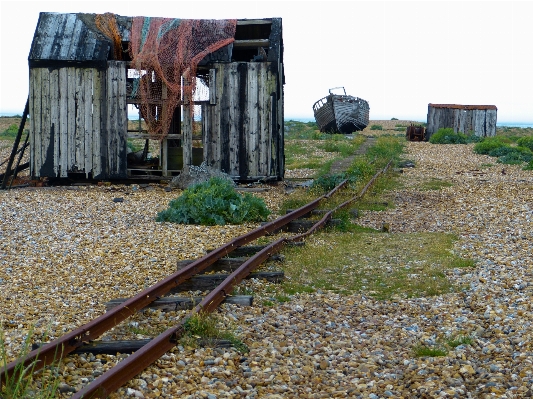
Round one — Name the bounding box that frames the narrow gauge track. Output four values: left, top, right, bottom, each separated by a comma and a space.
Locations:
1, 160, 392, 398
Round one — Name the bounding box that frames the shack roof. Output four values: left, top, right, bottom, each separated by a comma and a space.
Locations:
28, 12, 282, 68
429, 104, 497, 111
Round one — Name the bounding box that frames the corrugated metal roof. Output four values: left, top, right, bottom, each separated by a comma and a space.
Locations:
429, 104, 497, 111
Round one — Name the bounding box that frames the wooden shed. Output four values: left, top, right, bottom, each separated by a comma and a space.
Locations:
28, 12, 284, 181
426, 103, 497, 139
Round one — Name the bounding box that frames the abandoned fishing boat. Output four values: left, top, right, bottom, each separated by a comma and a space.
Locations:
312, 87, 370, 134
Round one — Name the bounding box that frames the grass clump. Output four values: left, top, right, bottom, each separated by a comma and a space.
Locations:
281, 231, 472, 300
311, 173, 350, 192
473, 137, 509, 155
412, 344, 448, 358
0, 124, 23, 140
412, 333, 474, 358
446, 334, 474, 348
156, 177, 270, 225
182, 313, 248, 353
516, 136, 533, 151
429, 128, 481, 144
1, 327, 61, 399
370, 124, 383, 131
419, 178, 453, 191
284, 120, 322, 139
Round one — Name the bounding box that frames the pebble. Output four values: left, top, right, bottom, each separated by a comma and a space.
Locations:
2, 140, 533, 397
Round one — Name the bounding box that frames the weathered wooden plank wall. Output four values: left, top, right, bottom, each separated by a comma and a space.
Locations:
29, 61, 127, 179
426, 104, 497, 138
203, 62, 280, 179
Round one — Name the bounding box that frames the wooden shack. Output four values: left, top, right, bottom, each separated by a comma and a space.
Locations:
426, 104, 497, 139
28, 12, 284, 181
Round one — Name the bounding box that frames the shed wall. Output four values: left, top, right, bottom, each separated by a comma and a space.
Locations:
427, 105, 497, 138
30, 61, 127, 179
203, 62, 282, 180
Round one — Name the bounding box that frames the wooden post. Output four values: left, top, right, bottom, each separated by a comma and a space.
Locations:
182, 73, 193, 170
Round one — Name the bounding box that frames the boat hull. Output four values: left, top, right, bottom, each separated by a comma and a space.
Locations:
313, 94, 369, 134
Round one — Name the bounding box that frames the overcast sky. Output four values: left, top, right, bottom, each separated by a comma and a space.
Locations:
1, 0, 532, 123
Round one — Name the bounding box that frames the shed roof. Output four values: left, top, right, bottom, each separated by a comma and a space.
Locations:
429, 104, 497, 111
28, 12, 282, 68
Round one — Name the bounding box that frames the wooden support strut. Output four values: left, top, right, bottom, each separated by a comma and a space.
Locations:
1, 98, 29, 189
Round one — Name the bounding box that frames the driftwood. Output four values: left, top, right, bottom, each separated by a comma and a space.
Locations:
105, 295, 253, 312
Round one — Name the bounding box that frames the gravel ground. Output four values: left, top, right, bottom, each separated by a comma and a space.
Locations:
2, 139, 533, 398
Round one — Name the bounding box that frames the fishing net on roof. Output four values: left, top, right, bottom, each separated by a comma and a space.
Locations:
129, 17, 236, 140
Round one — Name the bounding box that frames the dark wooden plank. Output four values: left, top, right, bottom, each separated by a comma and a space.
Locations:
67, 67, 76, 172
49, 68, 60, 176
59, 68, 69, 177
105, 295, 253, 312
233, 39, 270, 48
169, 271, 284, 294
177, 255, 283, 273
33, 338, 236, 355
116, 62, 128, 177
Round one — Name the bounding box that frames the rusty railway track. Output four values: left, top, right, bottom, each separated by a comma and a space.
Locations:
1, 160, 392, 398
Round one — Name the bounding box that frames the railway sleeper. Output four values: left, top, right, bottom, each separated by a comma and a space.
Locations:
104, 295, 254, 312
285, 208, 359, 218
33, 337, 236, 356
168, 271, 284, 294
264, 218, 344, 234
177, 255, 284, 274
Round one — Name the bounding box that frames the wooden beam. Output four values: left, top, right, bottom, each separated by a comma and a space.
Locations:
34, 338, 237, 355
105, 295, 253, 312
169, 271, 284, 294
237, 19, 272, 25
177, 255, 283, 274
233, 39, 270, 48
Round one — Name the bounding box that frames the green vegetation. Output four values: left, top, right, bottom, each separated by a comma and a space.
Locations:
1, 327, 61, 399
412, 344, 448, 358
275, 134, 470, 302
429, 128, 480, 144
473, 137, 509, 155
473, 135, 533, 166
370, 124, 383, 130
446, 334, 474, 348
413, 344, 448, 357
419, 178, 453, 191
156, 177, 270, 225
516, 136, 533, 151
0, 124, 22, 140
181, 313, 248, 353
280, 231, 472, 300
284, 120, 366, 177
412, 333, 474, 358
284, 120, 323, 140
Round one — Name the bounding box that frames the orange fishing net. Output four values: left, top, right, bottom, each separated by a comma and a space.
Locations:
129, 17, 236, 140
95, 13, 123, 61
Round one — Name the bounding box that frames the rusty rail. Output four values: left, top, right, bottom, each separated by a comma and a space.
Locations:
2, 161, 392, 398
0, 180, 346, 385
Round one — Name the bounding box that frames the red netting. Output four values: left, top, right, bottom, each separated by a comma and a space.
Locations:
129, 17, 236, 140
95, 13, 123, 60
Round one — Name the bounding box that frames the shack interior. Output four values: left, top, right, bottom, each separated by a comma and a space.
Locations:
27, 12, 285, 182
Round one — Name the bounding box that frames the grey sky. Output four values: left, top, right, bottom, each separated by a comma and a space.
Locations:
1, 0, 532, 122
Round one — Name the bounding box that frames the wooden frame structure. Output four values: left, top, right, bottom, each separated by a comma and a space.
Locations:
28, 12, 284, 181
